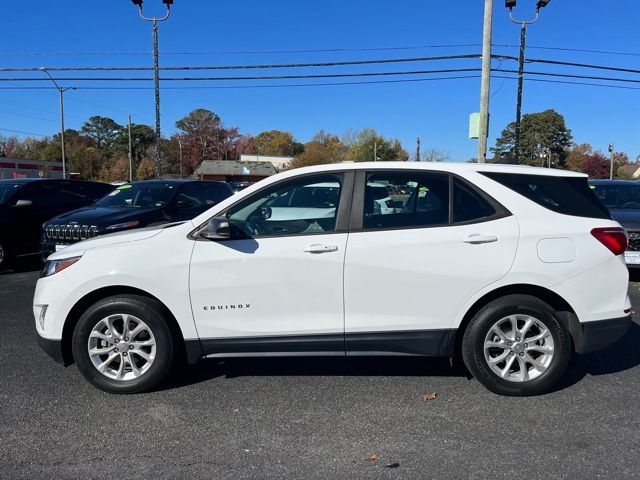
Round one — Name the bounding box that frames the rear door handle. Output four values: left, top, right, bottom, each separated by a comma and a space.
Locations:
304, 244, 339, 254
462, 234, 498, 244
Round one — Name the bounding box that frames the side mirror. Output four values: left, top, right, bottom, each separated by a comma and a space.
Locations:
14, 199, 33, 207
199, 216, 230, 240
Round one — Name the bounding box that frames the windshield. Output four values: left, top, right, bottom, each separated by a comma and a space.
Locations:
591, 183, 640, 209
0, 183, 22, 205
95, 183, 176, 209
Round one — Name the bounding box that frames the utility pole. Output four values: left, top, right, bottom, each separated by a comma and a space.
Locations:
374, 140, 378, 162
39, 68, 76, 180
416, 137, 421, 162
128, 115, 133, 182
132, 0, 173, 178
609, 144, 615, 179
478, 0, 494, 164
507, 0, 551, 164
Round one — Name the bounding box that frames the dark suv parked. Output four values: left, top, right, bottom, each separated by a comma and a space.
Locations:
41, 179, 232, 257
0, 178, 115, 269
590, 179, 640, 268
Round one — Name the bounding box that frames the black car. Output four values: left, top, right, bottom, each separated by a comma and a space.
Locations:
0, 178, 115, 269
41, 179, 233, 256
590, 179, 640, 268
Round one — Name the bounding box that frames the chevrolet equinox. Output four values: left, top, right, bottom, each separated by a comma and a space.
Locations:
34, 163, 632, 396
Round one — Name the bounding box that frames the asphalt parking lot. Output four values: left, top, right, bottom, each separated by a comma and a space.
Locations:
1, 269, 640, 480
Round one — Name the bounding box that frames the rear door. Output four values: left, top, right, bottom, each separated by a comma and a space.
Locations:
343, 170, 519, 356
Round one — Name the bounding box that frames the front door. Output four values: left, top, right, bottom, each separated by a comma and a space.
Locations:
189, 171, 353, 355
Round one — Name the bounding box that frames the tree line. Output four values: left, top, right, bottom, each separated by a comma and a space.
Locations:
489, 109, 637, 178
0, 108, 411, 181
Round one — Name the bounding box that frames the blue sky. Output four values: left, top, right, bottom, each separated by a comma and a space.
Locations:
1, 0, 640, 161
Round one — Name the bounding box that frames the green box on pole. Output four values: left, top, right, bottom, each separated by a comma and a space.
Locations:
469, 112, 480, 139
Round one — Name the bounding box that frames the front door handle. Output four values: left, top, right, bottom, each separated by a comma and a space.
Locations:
304, 244, 339, 254
462, 234, 498, 244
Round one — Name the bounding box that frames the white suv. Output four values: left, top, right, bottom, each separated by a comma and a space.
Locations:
34, 163, 632, 396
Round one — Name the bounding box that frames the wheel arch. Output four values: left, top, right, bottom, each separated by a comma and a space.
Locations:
61, 285, 197, 365
452, 283, 579, 359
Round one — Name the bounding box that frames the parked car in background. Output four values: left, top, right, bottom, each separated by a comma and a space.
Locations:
41, 179, 233, 257
0, 179, 114, 269
35, 163, 631, 396
590, 179, 640, 268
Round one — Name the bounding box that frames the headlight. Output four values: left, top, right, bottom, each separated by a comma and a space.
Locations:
105, 220, 140, 231
40, 256, 82, 278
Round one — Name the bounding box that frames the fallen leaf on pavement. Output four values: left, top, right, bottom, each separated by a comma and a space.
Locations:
231, 408, 240, 413
422, 392, 438, 401
366, 454, 378, 462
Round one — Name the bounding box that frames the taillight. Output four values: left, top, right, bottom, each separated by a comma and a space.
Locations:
591, 227, 628, 256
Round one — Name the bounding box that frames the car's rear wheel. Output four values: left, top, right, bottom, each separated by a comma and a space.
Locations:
462, 294, 571, 396
72, 295, 177, 394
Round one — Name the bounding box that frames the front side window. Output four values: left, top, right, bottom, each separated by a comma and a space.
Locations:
201, 183, 231, 206
363, 172, 449, 229
227, 174, 344, 238
174, 183, 203, 210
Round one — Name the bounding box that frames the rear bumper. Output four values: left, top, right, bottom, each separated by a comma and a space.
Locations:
573, 314, 633, 354
36, 335, 65, 364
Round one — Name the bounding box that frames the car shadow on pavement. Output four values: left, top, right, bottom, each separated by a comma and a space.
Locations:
552, 322, 640, 392
160, 324, 640, 393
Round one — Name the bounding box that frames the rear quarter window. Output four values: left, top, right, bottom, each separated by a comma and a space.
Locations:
481, 172, 610, 220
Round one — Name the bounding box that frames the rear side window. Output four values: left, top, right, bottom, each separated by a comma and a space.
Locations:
453, 178, 496, 223
481, 172, 610, 220
363, 172, 449, 230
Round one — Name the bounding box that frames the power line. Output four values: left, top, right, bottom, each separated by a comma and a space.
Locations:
0, 68, 483, 82
0, 127, 48, 137
0, 54, 482, 72
0, 44, 482, 57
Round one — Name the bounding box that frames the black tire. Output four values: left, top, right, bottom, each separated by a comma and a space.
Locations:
462, 294, 571, 396
72, 295, 177, 394
0, 240, 13, 271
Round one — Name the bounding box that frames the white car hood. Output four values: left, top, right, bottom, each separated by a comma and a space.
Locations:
47, 224, 171, 260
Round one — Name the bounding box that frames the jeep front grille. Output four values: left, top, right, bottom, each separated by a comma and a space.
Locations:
45, 224, 98, 242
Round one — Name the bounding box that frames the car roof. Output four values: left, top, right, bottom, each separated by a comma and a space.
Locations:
281, 162, 588, 178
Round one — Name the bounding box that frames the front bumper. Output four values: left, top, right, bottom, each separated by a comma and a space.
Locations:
36, 335, 65, 364
573, 314, 633, 354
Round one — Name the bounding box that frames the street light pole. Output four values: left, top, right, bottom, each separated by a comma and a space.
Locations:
39, 67, 76, 180
132, 0, 172, 178
609, 144, 615, 180
507, 1, 550, 164
478, 0, 494, 164
128, 115, 133, 182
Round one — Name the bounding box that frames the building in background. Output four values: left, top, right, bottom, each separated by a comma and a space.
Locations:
240, 154, 293, 172
0, 157, 63, 179
194, 160, 277, 182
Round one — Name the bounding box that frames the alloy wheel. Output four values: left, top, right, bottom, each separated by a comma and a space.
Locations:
87, 314, 156, 381
483, 314, 555, 383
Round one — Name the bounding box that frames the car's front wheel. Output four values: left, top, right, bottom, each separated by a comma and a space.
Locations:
462, 294, 571, 396
72, 295, 177, 394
